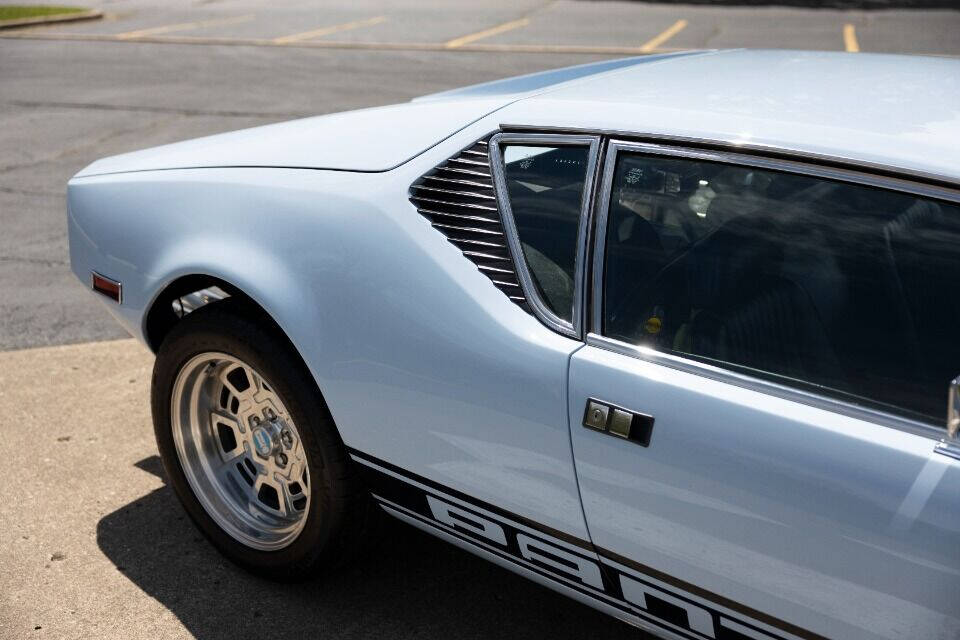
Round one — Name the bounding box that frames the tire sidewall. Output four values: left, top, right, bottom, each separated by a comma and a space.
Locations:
151, 302, 346, 579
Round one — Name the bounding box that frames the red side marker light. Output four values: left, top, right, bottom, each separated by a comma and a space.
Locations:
92, 272, 122, 303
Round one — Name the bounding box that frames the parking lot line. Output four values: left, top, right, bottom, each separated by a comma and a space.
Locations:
0, 30, 693, 54
114, 14, 255, 40
639, 19, 688, 53
445, 18, 530, 49
843, 24, 860, 52
273, 15, 387, 44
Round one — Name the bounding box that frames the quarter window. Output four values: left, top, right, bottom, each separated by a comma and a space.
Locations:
601, 151, 960, 424
501, 144, 591, 323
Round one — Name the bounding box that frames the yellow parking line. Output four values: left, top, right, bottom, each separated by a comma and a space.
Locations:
273, 15, 387, 44
0, 30, 699, 55
115, 14, 255, 39
639, 19, 687, 53
445, 18, 530, 49
843, 24, 860, 52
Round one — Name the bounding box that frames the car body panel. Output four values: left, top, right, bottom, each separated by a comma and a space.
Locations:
68, 116, 593, 541
66, 50, 960, 640
569, 345, 960, 640
73, 98, 512, 178
497, 50, 960, 183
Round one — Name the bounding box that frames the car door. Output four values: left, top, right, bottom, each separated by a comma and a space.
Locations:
567, 141, 960, 640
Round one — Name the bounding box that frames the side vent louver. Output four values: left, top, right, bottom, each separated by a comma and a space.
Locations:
409, 136, 529, 311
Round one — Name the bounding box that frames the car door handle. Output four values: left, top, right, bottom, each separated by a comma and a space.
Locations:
582, 399, 654, 447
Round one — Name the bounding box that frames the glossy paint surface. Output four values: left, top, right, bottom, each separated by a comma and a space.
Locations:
74, 98, 511, 177
66, 51, 960, 638
499, 50, 960, 182
568, 344, 960, 640
68, 116, 592, 541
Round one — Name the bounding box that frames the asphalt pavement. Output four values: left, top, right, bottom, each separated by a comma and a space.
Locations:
1, 1, 959, 638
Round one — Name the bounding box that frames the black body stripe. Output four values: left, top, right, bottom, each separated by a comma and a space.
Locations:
595, 547, 828, 640
376, 495, 637, 618
348, 447, 827, 640
348, 446, 593, 551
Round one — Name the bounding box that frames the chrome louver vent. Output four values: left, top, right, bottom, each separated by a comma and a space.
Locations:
409, 136, 529, 311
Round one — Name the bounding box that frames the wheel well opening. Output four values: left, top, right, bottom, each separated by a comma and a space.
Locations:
145, 275, 260, 352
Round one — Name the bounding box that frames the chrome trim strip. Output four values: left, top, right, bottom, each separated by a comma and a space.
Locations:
414, 208, 500, 224
590, 141, 620, 334
422, 175, 494, 190
586, 333, 944, 441
501, 125, 960, 195
431, 222, 503, 236
409, 184, 497, 200
489, 132, 600, 339
435, 166, 492, 179
447, 157, 490, 168
462, 250, 511, 262
448, 237, 505, 249
597, 140, 960, 204
476, 263, 515, 275
409, 195, 498, 212
934, 441, 960, 462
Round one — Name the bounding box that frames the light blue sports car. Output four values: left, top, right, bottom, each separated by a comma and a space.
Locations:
68, 50, 960, 640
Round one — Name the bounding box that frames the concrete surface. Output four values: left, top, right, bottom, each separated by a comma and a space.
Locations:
0, 339, 640, 640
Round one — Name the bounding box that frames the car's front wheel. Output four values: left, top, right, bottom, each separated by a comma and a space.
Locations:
151, 298, 369, 580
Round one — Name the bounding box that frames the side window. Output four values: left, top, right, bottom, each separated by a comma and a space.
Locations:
500, 144, 591, 323
601, 151, 960, 424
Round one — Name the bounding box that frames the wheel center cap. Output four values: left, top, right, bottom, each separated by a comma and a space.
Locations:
252, 425, 276, 457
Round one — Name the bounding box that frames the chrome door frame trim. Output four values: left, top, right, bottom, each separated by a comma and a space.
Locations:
502, 125, 960, 196
586, 138, 957, 441
488, 132, 600, 339
586, 332, 945, 441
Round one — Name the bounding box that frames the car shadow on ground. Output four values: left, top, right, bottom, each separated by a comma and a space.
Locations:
97, 456, 640, 640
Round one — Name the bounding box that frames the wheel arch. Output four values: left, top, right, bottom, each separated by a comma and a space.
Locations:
142, 271, 311, 376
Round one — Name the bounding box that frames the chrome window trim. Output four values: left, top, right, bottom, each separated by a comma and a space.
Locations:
586, 333, 945, 441
489, 132, 600, 339
502, 125, 960, 195
588, 139, 959, 440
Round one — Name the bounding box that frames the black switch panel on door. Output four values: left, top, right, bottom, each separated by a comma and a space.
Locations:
582, 399, 655, 447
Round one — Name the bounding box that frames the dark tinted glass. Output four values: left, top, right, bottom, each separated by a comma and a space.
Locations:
502, 145, 590, 321
602, 152, 960, 424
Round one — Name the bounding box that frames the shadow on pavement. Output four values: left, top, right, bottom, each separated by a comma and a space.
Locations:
98, 456, 640, 640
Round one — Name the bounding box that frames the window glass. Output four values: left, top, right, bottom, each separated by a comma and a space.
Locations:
602, 151, 960, 424
502, 144, 590, 322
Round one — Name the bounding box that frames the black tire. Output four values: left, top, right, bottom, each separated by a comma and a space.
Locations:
151, 298, 371, 581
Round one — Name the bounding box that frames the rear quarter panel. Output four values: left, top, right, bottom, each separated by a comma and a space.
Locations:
67, 116, 594, 541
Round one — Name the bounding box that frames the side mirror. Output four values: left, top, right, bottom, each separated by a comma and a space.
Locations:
949, 376, 959, 439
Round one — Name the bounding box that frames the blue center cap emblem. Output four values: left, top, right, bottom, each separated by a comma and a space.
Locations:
252, 427, 273, 457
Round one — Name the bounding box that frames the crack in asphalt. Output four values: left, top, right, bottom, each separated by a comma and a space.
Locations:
0, 256, 69, 267
0, 114, 178, 174
0, 186, 63, 198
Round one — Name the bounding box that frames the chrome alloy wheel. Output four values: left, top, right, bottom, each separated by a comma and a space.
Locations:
171, 352, 311, 551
